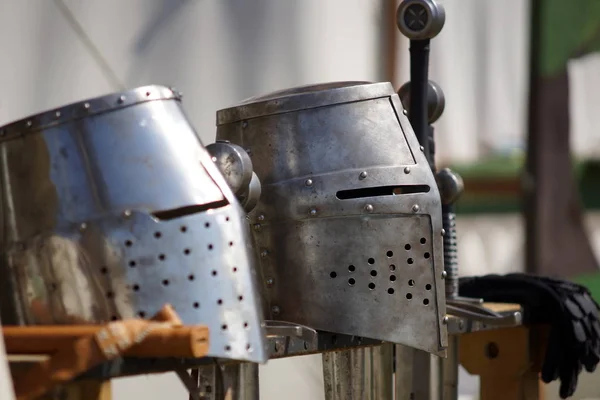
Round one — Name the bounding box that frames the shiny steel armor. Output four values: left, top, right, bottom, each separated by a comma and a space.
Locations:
0, 85, 267, 363
215, 81, 448, 355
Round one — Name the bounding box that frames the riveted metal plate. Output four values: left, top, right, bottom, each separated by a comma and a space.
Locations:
0, 86, 268, 363
3, 207, 267, 362
216, 81, 447, 355
254, 214, 442, 353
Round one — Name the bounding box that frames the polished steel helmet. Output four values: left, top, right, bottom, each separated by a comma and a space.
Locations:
214, 81, 448, 355
0, 86, 267, 363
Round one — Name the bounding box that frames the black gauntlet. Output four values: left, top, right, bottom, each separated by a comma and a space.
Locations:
459, 273, 600, 398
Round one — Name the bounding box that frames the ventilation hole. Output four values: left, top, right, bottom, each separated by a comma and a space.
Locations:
408, 279, 415, 286
336, 185, 430, 199
106, 291, 114, 299
188, 274, 195, 281
370, 270, 377, 277
205, 222, 210, 228
348, 278, 356, 286
423, 299, 430, 306
407, 258, 414, 265
125, 240, 133, 247
348, 265, 356, 272
221, 324, 228, 330
425, 284, 432, 290
388, 288, 395, 294
389, 264, 396, 272
133, 284, 140, 292
100, 266, 108, 274
225, 345, 231, 351
225, 216, 230, 222
129, 260, 136, 267
405, 244, 411, 250
424, 252, 430, 259
193, 302, 200, 308
368, 282, 376, 290
217, 299, 223, 305
158, 254, 166, 261
138, 311, 146, 318
386, 250, 393, 257
420, 238, 426, 244
229, 241, 233, 247
406, 293, 413, 300
184, 248, 191, 255
246, 344, 252, 351
162, 279, 169, 286
211, 270, 217, 276
154, 232, 162, 238
233, 267, 238, 273
208, 244, 214, 250
180, 226, 187, 233
244, 322, 249, 328
330, 271, 337, 278
390, 275, 397, 282
368, 258, 375, 264
111, 315, 118, 321
153, 203, 228, 220
238, 295, 243, 301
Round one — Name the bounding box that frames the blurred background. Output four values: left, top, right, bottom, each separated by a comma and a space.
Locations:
1, 0, 599, 398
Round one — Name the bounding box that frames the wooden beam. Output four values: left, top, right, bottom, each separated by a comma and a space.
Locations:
459, 326, 548, 400
38, 380, 112, 400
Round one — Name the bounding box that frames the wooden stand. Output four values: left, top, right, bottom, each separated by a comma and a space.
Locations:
36, 380, 112, 400
459, 326, 548, 400
4, 305, 209, 400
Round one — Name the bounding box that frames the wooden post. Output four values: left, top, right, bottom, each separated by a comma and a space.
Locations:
459, 326, 547, 400
38, 380, 112, 400
9, 356, 111, 400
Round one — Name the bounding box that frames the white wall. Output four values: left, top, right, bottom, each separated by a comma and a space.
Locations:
0, 318, 15, 400
0, 0, 385, 145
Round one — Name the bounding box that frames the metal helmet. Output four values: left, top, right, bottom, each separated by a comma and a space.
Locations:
214, 81, 448, 355
0, 86, 267, 363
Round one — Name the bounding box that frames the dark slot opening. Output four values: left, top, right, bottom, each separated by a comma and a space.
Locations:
152, 200, 229, 221
336, 185, 430, 200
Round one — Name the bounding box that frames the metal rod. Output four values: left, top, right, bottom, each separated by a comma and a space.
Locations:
191, 363, 259, 400
323, 344, 394, 400
221, 363, 259, 400
442, 205, 459, 298
439, 336, 459, 400
395, 345, 437, 400
394, 345, 416, 400
409, 39, 432, 163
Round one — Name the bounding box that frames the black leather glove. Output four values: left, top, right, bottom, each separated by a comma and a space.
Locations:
459, 273, 600, 399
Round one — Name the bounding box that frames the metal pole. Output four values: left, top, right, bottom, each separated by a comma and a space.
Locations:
323, 344, 394, 400
395, 345, 438, 400
221, 363, 259, 400
439, 336, 459, 400
191, 363, 259, 400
